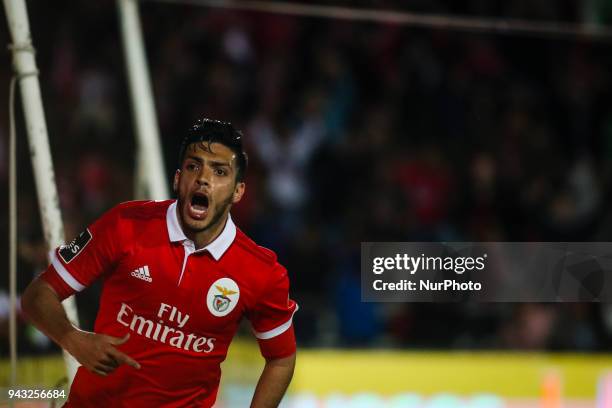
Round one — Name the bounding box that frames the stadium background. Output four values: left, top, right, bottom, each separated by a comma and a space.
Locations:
2, 1, 612, 406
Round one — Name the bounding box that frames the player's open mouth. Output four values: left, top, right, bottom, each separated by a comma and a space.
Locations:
188, 192, 209, 220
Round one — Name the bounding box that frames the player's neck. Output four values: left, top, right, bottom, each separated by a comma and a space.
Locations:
189, 212, 229, 250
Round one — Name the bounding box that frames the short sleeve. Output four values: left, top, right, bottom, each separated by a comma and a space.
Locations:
40, 206, 123, 301
248, 264, 298, 359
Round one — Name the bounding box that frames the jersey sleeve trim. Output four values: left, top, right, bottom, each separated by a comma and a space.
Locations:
51, 251, 86, 291
253, 304, 299, 340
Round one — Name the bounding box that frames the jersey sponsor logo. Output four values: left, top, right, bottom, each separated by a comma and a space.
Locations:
131, 265, 152, 282
58, 229, 92, 263
116, 302, 215, 353
207, 278, 240, 317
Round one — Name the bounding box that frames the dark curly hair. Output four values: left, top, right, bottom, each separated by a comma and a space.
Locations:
178, 118, 248, 182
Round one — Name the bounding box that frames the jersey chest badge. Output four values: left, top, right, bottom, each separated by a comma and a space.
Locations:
206, 278, 240, 317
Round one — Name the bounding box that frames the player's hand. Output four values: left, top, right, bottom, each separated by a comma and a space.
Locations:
61, 330, 141, 376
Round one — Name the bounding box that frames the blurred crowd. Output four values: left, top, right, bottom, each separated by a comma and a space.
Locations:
1, 0, 612, 355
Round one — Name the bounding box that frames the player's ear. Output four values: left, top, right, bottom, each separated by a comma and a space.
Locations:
232, 182, 245, 204
173, 170, 181, 192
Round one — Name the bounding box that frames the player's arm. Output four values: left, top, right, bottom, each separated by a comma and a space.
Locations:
248, 262, 299, 407
250, 352, 296, 408
22, 205, 139, 376
21, 275, 140, 376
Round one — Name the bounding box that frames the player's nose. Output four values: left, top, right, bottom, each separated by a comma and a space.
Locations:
196, 166, 212, 186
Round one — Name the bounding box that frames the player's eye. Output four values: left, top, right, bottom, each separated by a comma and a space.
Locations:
214, 168, 227, 176
186, 163, 199, 172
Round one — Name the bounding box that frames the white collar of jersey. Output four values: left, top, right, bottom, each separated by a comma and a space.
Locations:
166, 200, 236, 260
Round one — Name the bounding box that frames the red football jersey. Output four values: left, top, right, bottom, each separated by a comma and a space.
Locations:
40, 200, 298, 407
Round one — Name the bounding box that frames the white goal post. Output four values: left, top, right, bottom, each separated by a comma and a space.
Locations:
3, 0, 81, 385
117, 0, 169, 201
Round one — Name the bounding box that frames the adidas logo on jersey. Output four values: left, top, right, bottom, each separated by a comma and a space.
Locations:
131, 265, 152, 282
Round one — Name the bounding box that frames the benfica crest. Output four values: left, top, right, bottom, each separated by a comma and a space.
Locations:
207, 278, 240, 317
213, 285, 237, 312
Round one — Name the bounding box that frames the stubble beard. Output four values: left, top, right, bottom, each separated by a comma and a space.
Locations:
179, 191, 234, 235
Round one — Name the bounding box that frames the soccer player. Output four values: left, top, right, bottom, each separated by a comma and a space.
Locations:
21, 119, 298, 407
